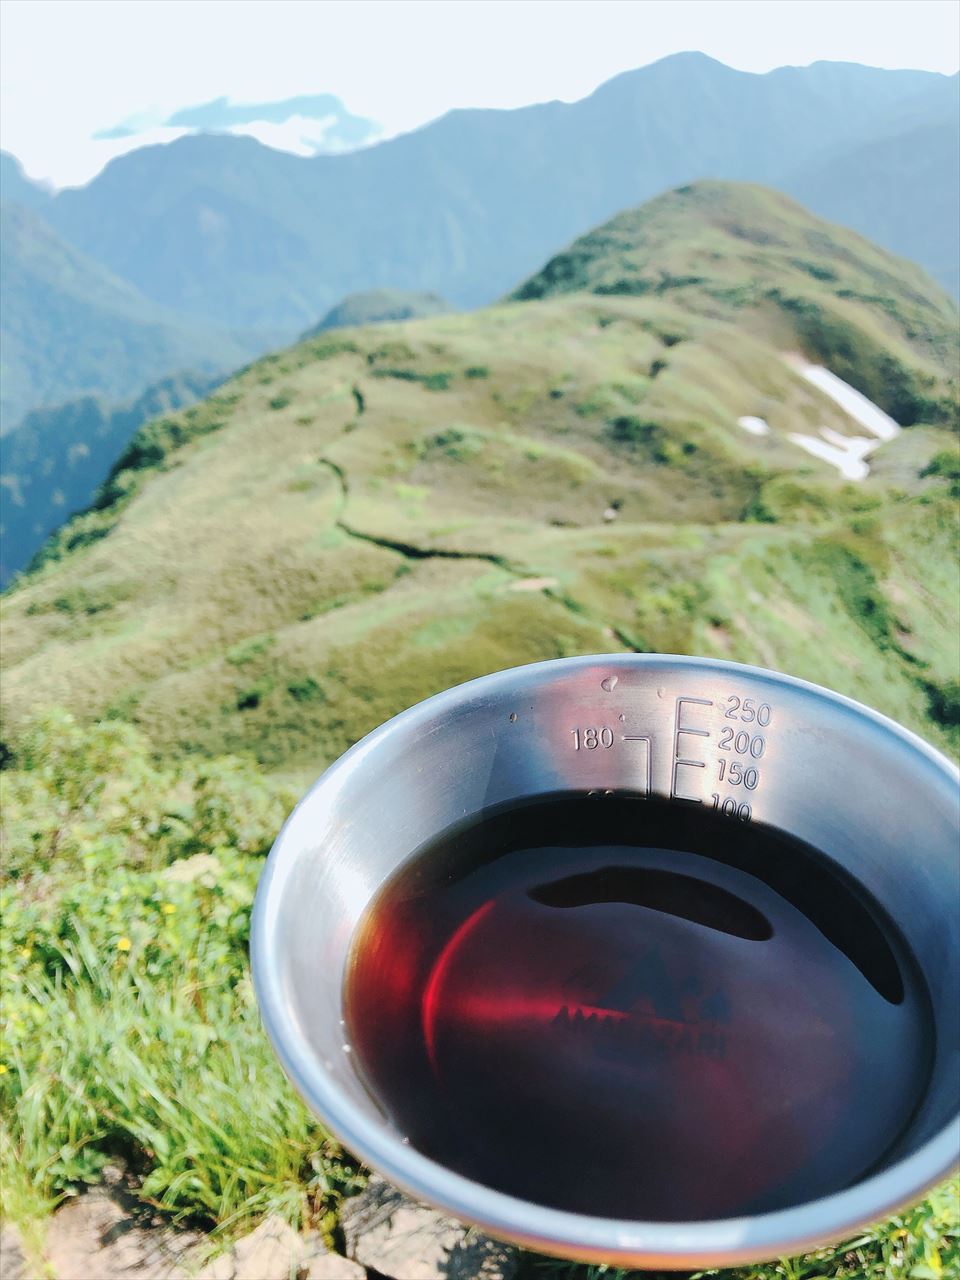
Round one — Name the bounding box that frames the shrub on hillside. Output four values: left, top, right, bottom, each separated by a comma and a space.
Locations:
607, 414, 674, 464
1, 710, 290, 884
925, 677, 960, 728
371, 367, 453, 391
921, 448, 960, 498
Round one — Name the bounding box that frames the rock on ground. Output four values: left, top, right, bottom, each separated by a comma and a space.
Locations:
197, 1216, 366, 1280
0, 1226, 29, 1280
11, 1171, 507, 1280
198, 1214, 301, 1280
299, 1243, 365, 1279
340, 1175, 520, 1280
42, 1175, 202, 1279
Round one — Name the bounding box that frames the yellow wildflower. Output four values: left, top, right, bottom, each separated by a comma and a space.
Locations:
0, 1064, 8, 1075
117, 937, 132, 952
161, 903, 176, 915
19, 948, 30, 959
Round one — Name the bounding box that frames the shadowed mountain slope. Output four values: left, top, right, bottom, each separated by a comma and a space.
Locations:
0, 202, 252, 430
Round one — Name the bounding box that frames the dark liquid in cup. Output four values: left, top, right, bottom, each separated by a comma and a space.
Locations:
344, 795, 933, 1220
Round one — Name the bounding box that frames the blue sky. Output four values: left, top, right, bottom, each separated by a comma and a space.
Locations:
2, 0, 958, 188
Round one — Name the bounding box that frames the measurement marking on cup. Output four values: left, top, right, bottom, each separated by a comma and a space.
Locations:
671, 696, 713, 803
571, 726, 615, 750
569, 726, 651, 794
622, 735, 652, 796
710, 694, 775, 820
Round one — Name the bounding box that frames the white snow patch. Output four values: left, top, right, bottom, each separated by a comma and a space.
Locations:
226, 115, 358, 156
780, 355, 902, 480
786, 433, 874, 481
786, 359, 900, 441
738, 416, 770, 436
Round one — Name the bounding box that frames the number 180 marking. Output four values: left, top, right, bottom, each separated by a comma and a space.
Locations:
571, 726, 614, 750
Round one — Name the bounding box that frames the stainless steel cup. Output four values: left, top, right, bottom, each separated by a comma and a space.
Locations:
252, 654, 959, 1269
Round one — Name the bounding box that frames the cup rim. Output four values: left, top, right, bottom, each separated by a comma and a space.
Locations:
252, 654, 960, 1268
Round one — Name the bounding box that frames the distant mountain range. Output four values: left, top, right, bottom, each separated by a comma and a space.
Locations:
3, 56, 957, 422
784, 116, 960, 300
11, 56, 954, 337
0, 151, 53, 208
1, 54, 957, 578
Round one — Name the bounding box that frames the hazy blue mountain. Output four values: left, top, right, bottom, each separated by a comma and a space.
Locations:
0, 152, 52, 209
783, 115, 960, 299
0, 370, 219, 585
38, 55, 958, 337
305, 289, 453, 336
0, 202, 259, 431
859, 70, 960, 133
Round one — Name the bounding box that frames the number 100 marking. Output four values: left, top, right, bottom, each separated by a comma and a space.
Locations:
711, 794, 752, 821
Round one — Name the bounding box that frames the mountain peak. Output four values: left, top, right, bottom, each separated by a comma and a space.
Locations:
513, 179, 957, 429
0, 150, 53, 207
513, 179, 951, 308
303, 289, 454, 338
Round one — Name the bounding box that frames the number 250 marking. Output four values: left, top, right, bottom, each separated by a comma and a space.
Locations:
725, 695, 772, 726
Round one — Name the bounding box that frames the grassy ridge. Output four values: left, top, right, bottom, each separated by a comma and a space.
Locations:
514, 183, 959, 428
2, 286, 957, 773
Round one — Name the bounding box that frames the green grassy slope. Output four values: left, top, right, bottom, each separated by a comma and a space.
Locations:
2, 183, 957, 776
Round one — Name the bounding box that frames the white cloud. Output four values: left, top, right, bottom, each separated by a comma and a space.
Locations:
224, 115, 383, 157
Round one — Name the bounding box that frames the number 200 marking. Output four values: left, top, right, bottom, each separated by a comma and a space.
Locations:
719, 727, 765, 758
